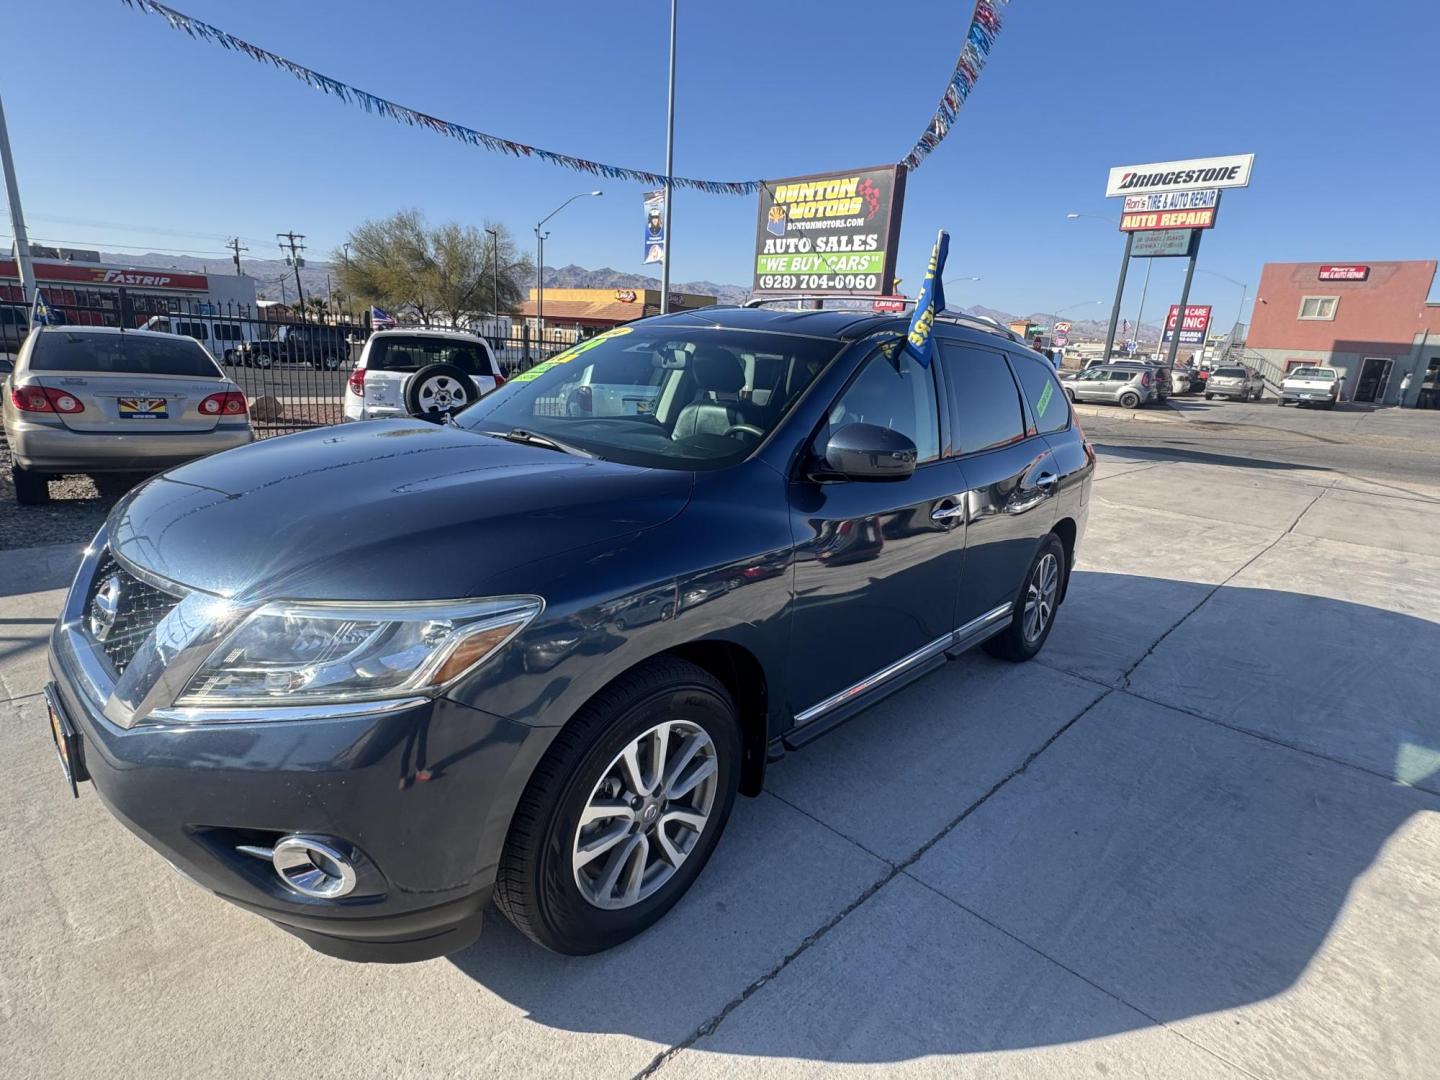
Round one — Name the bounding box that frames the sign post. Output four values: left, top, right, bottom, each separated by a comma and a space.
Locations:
1165, 231, 1204, 370
1101, 232, 1134, 360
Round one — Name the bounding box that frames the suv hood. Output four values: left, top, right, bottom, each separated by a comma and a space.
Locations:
108, 420, 693, 601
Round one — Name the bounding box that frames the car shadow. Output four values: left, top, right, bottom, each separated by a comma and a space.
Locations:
1090, 440, 1329, 473
446, 572, 1438, 1065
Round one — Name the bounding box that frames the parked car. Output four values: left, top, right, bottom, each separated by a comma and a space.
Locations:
1204, 366, 1265, 402
1062, 362, 1161, 408
344, 328, 504, 422
4, 326, 252, 505
141, 314, 260, 365
1170, 368, 1193, 395
238, 323, 352, 369
1279, 366, 1340, 408
2, 303, 29, 352
44, 306, 1092, 962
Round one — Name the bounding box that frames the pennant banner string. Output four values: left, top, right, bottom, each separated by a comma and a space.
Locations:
902, 0, 1010, 173
119, 0, 1007, 194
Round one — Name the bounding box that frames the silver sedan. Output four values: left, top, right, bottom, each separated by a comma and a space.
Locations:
4, 326, 252, 505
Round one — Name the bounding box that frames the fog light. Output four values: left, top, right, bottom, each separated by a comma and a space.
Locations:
270, 835, 357, 899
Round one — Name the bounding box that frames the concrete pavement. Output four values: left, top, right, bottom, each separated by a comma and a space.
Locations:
2, 442, 1438, 1079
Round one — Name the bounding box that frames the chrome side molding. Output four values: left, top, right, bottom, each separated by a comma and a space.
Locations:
793, 602, 1012, 727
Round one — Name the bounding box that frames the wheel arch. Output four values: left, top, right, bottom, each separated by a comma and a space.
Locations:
657, 640, 770, 798
1051, 516, 1078, 603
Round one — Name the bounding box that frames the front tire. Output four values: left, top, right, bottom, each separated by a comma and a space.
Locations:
1204, 392, 1214, 401
495, 657, 741, 954
984, 534, 1066, 663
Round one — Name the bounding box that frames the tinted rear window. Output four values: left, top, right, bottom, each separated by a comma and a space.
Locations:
1009, 352, 1070, 436
30, 332, 221, 377
369, 337, 494, 375
1213, 367, 1246, 378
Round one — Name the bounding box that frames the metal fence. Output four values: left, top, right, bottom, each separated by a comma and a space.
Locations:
4, 287, 589, 436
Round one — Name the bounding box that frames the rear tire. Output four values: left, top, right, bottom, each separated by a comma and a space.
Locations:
1119, 391, 1140, 409
11, 465, 50, 506
495, 657, 741, 955
984, 534, 1066, 663
1204, 393, 1214, 401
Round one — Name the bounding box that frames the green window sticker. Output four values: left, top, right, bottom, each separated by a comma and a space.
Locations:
1036, 380, 1054, 417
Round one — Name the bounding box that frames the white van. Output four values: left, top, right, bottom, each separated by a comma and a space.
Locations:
141, 314, 259, 364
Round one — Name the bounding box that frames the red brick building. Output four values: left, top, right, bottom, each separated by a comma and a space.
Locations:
1247, 260, 1440, 406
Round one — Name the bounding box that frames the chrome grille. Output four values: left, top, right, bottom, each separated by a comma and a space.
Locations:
84, 554, 181, 675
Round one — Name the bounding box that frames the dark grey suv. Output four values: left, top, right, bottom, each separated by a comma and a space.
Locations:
45, 305, 1093, 962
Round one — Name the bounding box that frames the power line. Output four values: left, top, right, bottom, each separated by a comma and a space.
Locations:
2, 233, 232, 256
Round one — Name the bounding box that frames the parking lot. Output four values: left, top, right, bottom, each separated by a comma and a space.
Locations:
2, 414, 1439, 1079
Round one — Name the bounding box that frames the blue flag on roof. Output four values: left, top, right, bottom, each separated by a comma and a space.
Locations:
904, 230, 948, 367
31, 289, 56, 326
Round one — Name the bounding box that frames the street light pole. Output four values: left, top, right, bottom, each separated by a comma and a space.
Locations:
1130, 259, 1152, 354
1066, 213, 1130, 360
534, 190, 603, 343
660, 0, 677, 313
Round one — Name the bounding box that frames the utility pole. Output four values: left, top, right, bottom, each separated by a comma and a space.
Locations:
0, 89, 37, 307
1101, 231, 1134, 360
277, 231, 307, 316
227, 237, 248, 276
660, 0, 677, 314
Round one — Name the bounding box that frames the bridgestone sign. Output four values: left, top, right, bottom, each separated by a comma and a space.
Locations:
1105, 154, 1254, 198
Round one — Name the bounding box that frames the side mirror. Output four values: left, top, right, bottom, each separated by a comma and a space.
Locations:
819, 422, 917, 482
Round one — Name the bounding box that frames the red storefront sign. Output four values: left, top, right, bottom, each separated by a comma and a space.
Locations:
0, 259, 209, 291
1318, 265, 1370, 282
1163, 304, 1213, 345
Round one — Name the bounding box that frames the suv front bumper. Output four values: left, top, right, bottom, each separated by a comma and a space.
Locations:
47, 631, 555, 962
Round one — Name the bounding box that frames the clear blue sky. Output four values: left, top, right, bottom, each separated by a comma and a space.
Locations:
4, 0, 1439, 332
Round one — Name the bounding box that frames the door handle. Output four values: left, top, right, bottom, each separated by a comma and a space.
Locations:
1034, 472, 1058, 490
931, 503, 964, 523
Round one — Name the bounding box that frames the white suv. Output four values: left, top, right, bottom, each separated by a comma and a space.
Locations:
344, 329, 504, 422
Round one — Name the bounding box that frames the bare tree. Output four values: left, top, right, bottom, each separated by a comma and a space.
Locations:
334, 210, 532, 327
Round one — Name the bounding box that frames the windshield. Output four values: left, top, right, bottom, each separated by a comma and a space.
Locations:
1290, 367, 1336, 380
29, 331, 221, 377
457, 325, 840, 470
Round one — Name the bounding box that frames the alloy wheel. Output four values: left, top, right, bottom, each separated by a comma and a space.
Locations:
572, 719, 719, 910
415, 374, 470, 415
1023, 552, 1060, 643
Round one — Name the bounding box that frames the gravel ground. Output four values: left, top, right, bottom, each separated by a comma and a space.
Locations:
0, 430, 122, 551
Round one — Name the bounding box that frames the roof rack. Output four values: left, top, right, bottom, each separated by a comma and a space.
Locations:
742, 295, 1027, 346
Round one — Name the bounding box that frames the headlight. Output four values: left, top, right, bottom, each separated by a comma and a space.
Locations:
175, 596, 542, 707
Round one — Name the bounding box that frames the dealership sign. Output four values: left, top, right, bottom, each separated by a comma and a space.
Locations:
1131, 229, 1196, 258
1162, 304, 1213, 345
1105, 154, 1254, 198
1319, 264, 1370, 281
753, 165, 907, 296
